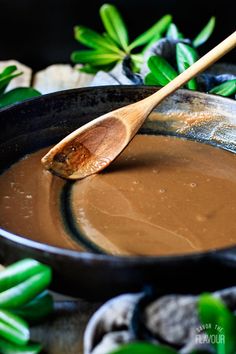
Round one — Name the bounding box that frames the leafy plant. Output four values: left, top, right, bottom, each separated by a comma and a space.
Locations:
166, 23, 183, 40
145, 17, 217, 91
145, 45, 198, 90
146, 46, 235, 97
71, 3, 172, 73
209, 79, 236, 97
0, 66, 41, 109
144, 55, 177, 86
167, 17, 215, 48
129, 15, 173, 53
176, 43, 198, 90
198, 293, 236, 354
0, 66, 22, 94
110, 342, 177, 354
71, 5, 233, 99
0, 259, 53, 353
193, 17, 216, 48
145, 17, 235, 98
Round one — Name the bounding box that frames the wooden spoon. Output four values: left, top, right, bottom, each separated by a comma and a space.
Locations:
42, 31, 236, 179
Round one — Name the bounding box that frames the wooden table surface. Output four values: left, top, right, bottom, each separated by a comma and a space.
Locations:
31, 299, 100, 354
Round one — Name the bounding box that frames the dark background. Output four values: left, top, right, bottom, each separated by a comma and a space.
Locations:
0, 0, 235, 71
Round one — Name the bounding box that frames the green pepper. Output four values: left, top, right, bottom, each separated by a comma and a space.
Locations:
0, 310, 29, 345
0, 269, 52, 309
13, 291, 53, 323
0, 338, 41, 354
0, 259, 50, 293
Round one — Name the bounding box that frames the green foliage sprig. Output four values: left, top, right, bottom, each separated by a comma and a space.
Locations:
145, 19, 214, 91
110, 343, 177, 354
145, 56, 178, 86
71, 6, 234, 99
145, 18, 236, 97
145, 43, 200, 90
166, 17, 215, 48
0, 66, 41, 109
176, 42, 198, 90
198, 293, 236, 354
71, 3, 172, 73
193, 17, 216, 48
209, 79, 236, 97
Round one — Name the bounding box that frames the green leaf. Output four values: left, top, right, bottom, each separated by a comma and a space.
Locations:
79, 64, 100, 74
147, 55, 178, 86
110, 342, 177, 354
0, 66, 22, 95
176, 43, 198, 90
209, 79, 236, 97
79, 63, 114, 73
129, 14, 172, 51
182, 61, 198, 90
103, 32, 124, 49
130, 54, 143, 72
186, 78, 198, 90
100, 4, 129, 51
193, 17, 216, 47
0, 66, 18, 79
176, 43, 198, 72
0, 88, 41, 109
13, 291, 53, 324
191, 351, 213, 354
198, 293, 236, 354
131, 54, 143, 64
71, 50, 121, 66
74, 26, 121, 54
0, 338, 41, 354
144, 72, 160, 86
166, 23, 183, 40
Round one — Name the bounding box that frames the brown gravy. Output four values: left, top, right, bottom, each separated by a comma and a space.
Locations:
1, 135, 236, 256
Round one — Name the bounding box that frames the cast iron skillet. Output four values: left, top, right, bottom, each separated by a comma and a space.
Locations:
0, 86, 236, 300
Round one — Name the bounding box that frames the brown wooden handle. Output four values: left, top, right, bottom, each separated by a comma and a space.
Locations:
145, 31, 236, 109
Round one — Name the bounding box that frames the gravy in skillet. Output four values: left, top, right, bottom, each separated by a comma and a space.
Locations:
1, 135, 236, 256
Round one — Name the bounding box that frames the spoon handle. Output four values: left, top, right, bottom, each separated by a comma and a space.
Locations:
144, 31, 236, 110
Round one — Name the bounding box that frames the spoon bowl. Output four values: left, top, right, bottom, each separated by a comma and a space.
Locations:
41, 101, 152, 179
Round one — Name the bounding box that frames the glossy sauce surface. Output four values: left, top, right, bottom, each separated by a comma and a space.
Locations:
1, 135, 236, 256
